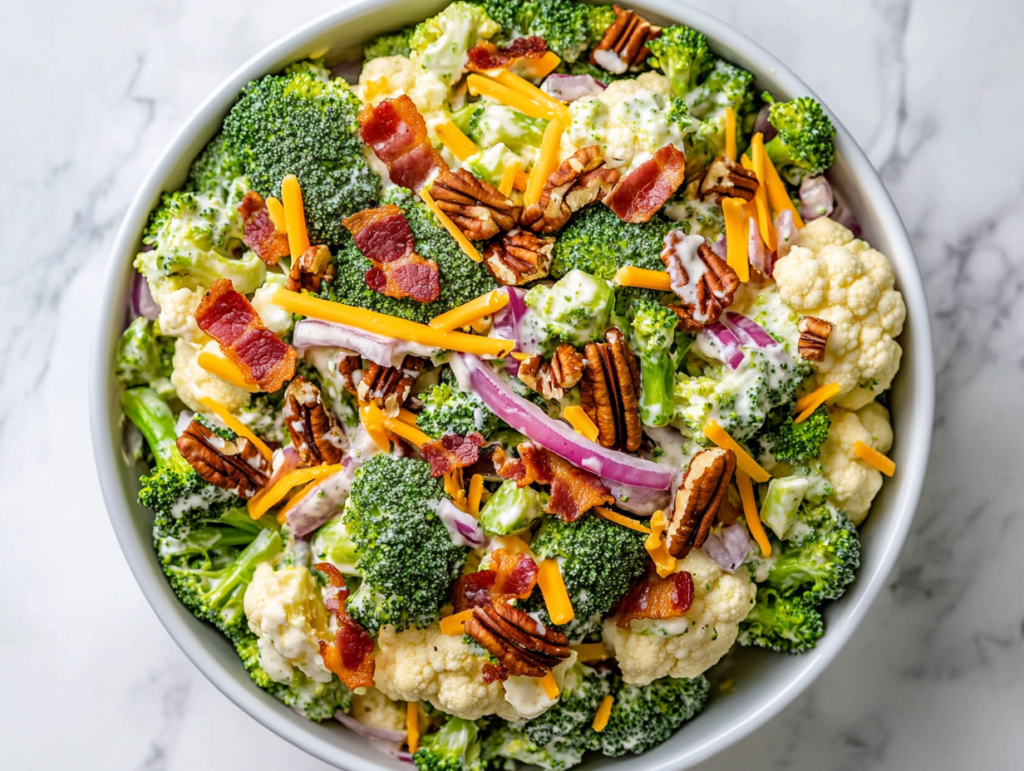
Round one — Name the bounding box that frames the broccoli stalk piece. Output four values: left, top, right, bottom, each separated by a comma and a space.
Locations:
311, 515, 361, 576
413, 716, 486, 771
415, 376, 507, 440
451, 102, 548, 162
756, 404, 831, 464
364, 26, 415, 61
476, 0, 612, 63
117, 321, 175, 399
763, 96, 837, 184
342, 453, 468, 637
223, 60, 379, 248
630, 300, 683, 427
646, 24, 713, 97
738, 587, 824, 654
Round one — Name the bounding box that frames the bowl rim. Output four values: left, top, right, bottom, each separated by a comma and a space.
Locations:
89, 1, 935, 769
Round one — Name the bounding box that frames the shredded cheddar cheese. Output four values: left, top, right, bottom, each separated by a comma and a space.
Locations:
854, 441, 896, 477
439, 609, 476, 636
562, 406, 600, 443
513, 171, 530, 191
644, 510, 677, 578
537, 559, 574, 625
406, 701, 420, 754
247, 464, 342, 520
468, 474, 485, 518
527, 51, 561, 80
612, 265, 672, 291
467, 74, 558, 123
420, 186, 482, 262
489, 69, 570, 123
197, 396, 272, 462
281, 174, 309, 259
750, 134, 777, 251
794, 382, 842, 423
724, 106, 737, 161
429, 289, 509, 332
499, 159, 521, 197
277, 475, 329, 523
435, 120, 480, 162
492, 534, 534, 558
763, 151, 805, 229
196, 351, 259, 393
594, 506, 651, 534
265, 196, 287, 233
540, 672, 560, 700
721, 198, 750, 282
397, 408, 418, 426
736, 469, 771, 557
702, 420, 770, 483
360, 402, 391, 453
525, 117, 565, 207
592, 695, 615, 732
383, 416, 432, 448
571, 642, 608, 662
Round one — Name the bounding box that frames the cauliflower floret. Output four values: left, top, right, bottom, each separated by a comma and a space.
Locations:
170, 338, 251, 413
598, 71, 672, 103
819, 402, 894, 525
251, 273, 293, 335
603, 550, 757, 686
151, 279, 207, 342
243, 563, 333, 684
358, 54, 447, 120
348, 687, 408, 734
773, 217, 906, 410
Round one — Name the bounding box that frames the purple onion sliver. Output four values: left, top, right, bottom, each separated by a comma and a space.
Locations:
747, 216, 771, 278
541, 73, 606, 102
334, 711, 407, 743
132, 272, 161, 321
710, 235, 728, 261
438, 498, 487, 547
799, 175, 834, 221
702, 322, 745, 370
723, 312, 778, 349
603, 478, 671, 516
701, 523, 751, 573
753, 105, 778, 143
774, 209, 797, 260
831, 191, 863, 238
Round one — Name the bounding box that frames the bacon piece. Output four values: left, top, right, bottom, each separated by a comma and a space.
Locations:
452, 569, 497, 613
482, 661, 510, 684
344, 205, 441, 303
195, 279, 296, 392
494, 443, 613, 521
364, 257, 441, 303
421, 432, 487, 478
490, 549, 539, 602
359, 95, 446, 191
467, 37, 549, 72
315, 563, 375, 689
238, 191, 290, 266
605, 144, 687, 223
615, 570, 694, 629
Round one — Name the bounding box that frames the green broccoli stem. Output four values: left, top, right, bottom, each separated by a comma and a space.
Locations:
201, 528, 283, 607
638, 353, 675, 428
122, 387, 190, 473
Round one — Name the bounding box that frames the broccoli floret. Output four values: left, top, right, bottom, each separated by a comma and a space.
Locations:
482, 723, 586, 771
235, 631, 351, 720
116, 318, 175, 398
763, 96, 837, 184
416, 379, 507, 440
311, 515, 360, 576
646, 24, 713, 97
476, 0, 611, 63
186, 132, 246, 200
551, 205, 673, 281
411, 2, 500, 85
478, 479, 548, 536
527, 513, 649, 640
223, 60, 379, 248
414, 716, 486, 771
513, 663, 610, 747
234, 392, 290, 446
685, 59, 757, 122
764, 503, 860, 605
738, 586, 824, 654
587, 676, 710, 757
364, 26, 415, 61
342, 453, 468, 637
322, 188, 498, 324
630, 300, 683, 428
520, 269, 617, 355
756, 404, 831, 464
452, 102, 548, 163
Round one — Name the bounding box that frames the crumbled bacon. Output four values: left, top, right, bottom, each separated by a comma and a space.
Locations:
421, 432, 487, 478
344, 205, 441, 303
466, 37, 549, 72
490, 549, 539, 602
452, 569, 497, 613
315, 562, 375, 689
494, 443, 613, 521
238, 191, 290, 266
364, 256, 441, 302
482, 661, 510, 684
194, 278, 296, 392
605, 144, 687, 223
615, 570, 694, 629
359, 95, 446, 192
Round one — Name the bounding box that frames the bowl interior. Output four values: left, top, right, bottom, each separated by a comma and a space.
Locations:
90, 1, 934, 769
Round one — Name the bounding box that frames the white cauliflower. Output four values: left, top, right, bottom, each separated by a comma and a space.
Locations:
603, 549, 757, 686
773, 217, 906, 410
819, 402, 894, 525
170, 338, 251, 413
358, 54, 447, 123
151, 279, 207, 342
348, 688, 407, 734
251, 273, 293, 335
243, 563, 332, 685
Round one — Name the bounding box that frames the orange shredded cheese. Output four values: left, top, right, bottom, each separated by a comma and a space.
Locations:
510, 351, 531, 361
439, 609, 476, 636
750, 134, 777, 251
724, 107, 737, 161
562, 406, 600, 443
265, 196, 287, 233
513, 171, 530, 191
420, 186, 482, 262
435, 120, 480, 162
736, 469, 771, 557
525, 117, 565, 207
499, 159, 521, 197
489, 69, 570, 123
594, 506, 651, 534
721, 197, 750, 282
702, 420, 770, 483
197, 396, 272, 462
360, 402, 391, 452
492, 534, 534, 558
248, 464, 342, 520
854, 441, 896, 477
444, 469, 467, 511
196, 351, 259, 392
540, 672, 560, 700
467, 73, 558, 122
537, 559, 574, 625
612, 265, 672, 291
763, 151, 805, 229
363, 77, 391, 103
525, 51, 561, 80
592, 695, 615, 732
384, 416, 432, 448
406, 701, 420, 754
281, 174, 309, 259
468, 474, 485, 518
644, 510, 677, 578
429, 289, 509, 332
272, 289, 515, 358
571, 642, 608, 662
277, 475, 330, 523
793, 382, 842, 415
396, 408, 419, 426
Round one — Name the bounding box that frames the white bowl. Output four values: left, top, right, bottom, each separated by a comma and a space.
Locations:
89, 1, 935, 768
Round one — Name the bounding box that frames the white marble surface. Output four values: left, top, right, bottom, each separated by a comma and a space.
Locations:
2, 0, 1023, 768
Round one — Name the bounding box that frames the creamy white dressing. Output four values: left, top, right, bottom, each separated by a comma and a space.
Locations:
502, 651, 577, 719
629, 616, 692, 637
664, 233, 711, 321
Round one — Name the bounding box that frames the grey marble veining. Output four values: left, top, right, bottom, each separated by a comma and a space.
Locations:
2, 1, 1022, 768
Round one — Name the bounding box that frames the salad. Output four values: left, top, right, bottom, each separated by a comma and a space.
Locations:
118, 1, 906, 767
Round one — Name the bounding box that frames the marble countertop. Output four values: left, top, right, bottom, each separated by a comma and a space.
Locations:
3, 0, 1022, 768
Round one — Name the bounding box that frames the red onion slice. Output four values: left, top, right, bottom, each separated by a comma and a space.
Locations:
753, 105, 778, 143
831, 189, 863, 238
541, 73, 606, 102
450, 353, 674, 490
710, 235, 728, 261
775, 209, 797, 259
722, 312, 779, 349
437, 498, 487, 547
132, 272, 161, 321
702, 322, 746, 370
602, 478, 671, 517
292, 318, 438, 367
286, 468, 351, 538
799, 175, 834, 221
747, 216, 773, 278
701, 523, 751, 573
334, 711, 406, 743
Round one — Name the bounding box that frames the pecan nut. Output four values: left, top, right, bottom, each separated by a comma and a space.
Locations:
521, 146, 620, 234
431, 168, 520, 241
483, 229, 555, 285
590, 5, 662, 75
798, 316, 833, 362
699, 157, 759, 202
286, 244, 335, 293
667, 448, 737, 558
464, 602, 570, 678
517, 344, 584, 400
284, 376, 346, 465
580, 328, 643, 452
336, 354, 362, 397
177, 417, 271, 499
356, 355, 426, 416
661, 231, 741, 332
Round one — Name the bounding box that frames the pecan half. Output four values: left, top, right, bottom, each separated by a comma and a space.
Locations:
590, 5, 662, 75
521, 147, 620, 234
667, 448, 737, 558
580, 328, 642, 452
798, 316, 833, 362
177, 418, 271, 499
284, 377, 346, 465
699, 157, 759, 202
517, 344, 584, 401
356, 355, 426, 416
661, 231, 741, 332
483, 229, 554, 286
464, 603, 570, 678
431, 168, 520, 241
336, 354, 362, 397
286, 244, 335, 293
